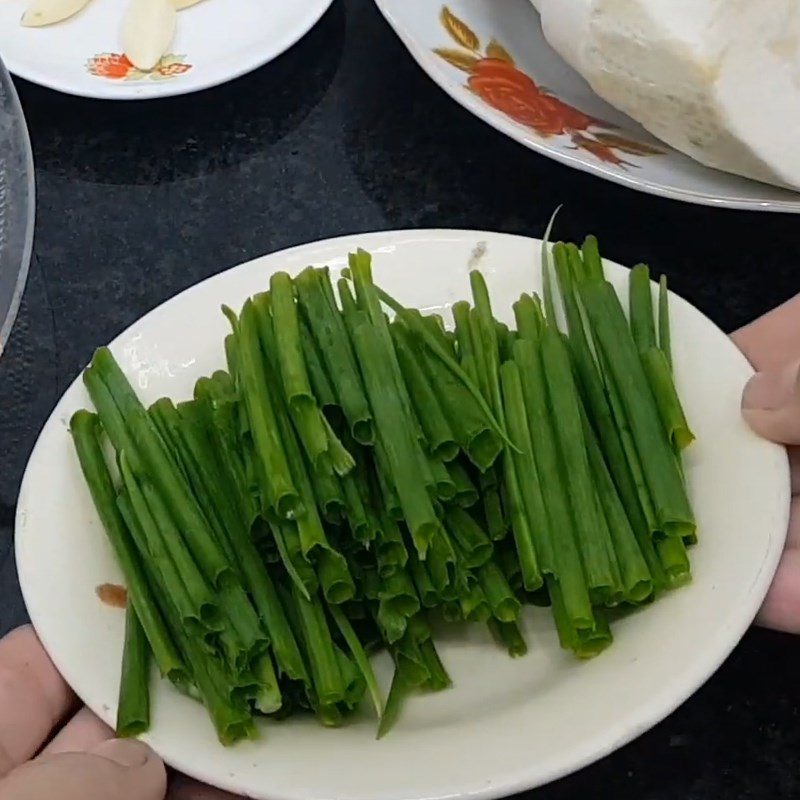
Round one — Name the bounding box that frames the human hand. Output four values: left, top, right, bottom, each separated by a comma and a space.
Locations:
733, 293, 800, 634
0, 625, 239, 800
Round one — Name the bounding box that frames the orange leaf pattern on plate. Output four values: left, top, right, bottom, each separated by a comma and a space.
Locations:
432, 7, 662, 171
86, 52, 192, 82
440, 5, 479, 51
591, 131, 664, 156
485, 38, 514, 65
570, 133, 637, 168
434, 48, 480, 73
153, 61, 193, 80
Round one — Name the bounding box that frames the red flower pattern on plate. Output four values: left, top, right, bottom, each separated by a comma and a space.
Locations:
86, 53, 136, 80
433, 6, 663, 168
86, 53, 193, 82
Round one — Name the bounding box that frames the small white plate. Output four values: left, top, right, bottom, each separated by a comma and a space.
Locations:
0, 0, 332, 99
374, 0, 800, 213
16, 230, 789, 800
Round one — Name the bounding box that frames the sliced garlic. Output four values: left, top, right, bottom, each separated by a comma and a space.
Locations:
121, 0, 176, 72
21, 0, 92, 27
173, 0, 204, 9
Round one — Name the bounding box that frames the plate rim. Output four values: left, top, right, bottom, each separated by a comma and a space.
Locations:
0, 54, 35, 350
15, 227, 791, 800
1, 0, 333, 100
372, 0, 800, 214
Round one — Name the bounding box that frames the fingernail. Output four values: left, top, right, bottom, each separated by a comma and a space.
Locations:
92, 738, 151, 768
742, 360, 800, 411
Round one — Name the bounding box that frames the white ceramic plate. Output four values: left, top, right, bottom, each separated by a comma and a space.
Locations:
16, 230, 789, 800
373, 0, 800, 213
0, 0, 332, 99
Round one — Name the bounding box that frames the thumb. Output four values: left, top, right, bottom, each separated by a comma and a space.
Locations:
742, 360, 800, 444
0, 738, 166, 800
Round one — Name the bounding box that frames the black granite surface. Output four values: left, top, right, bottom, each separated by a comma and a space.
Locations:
2, 0, 800, 796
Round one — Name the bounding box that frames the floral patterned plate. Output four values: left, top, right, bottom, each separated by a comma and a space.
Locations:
0, 0, 332, 99
374, 0, 800, 212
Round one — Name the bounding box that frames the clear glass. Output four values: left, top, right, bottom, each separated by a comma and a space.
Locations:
0, 54, 34, 354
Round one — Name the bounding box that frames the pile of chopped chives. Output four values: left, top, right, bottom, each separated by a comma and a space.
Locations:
70, 239, 695, 744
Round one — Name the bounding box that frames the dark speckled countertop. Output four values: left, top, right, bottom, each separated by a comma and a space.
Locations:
2, 0, 800, 796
